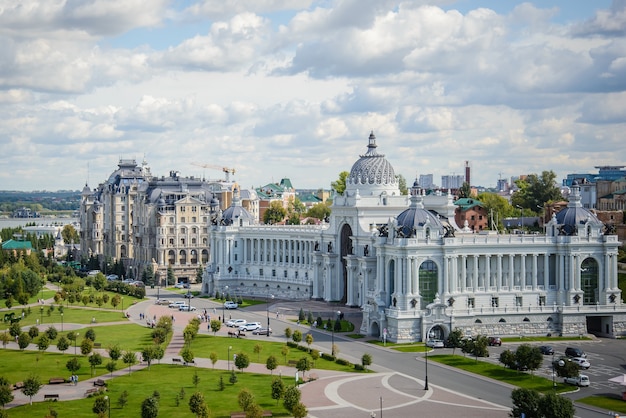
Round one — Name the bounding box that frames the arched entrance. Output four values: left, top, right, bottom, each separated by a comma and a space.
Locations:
370, 321, 380, 338
425, 324, 446, 341
340, 224, 352, 304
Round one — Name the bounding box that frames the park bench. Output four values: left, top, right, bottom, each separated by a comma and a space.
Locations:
93, 379, 106, 387
44, 394, 59, 401
184, 360, 196, 366
84, 387, 100, 396
49, 377, 66, 384
93, 342, 102, 348
172, 358, 183, 364
287, 360, 298, 367
305, 373, 319, 382
12, 382, 24, 390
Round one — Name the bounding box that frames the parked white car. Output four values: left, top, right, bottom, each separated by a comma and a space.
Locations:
179, 305, 197, 312
571, 357, 591, 369
168, 301, 187, 308
426, 339, 445, 348
564, 374, 590, 387
239, 322, 261, 332
226, 319, 247, 328
224, 301, 238, 309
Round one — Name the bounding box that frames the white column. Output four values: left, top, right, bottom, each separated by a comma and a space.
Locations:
520, 254, 527, 289
497, 254, 503, 291
509, 254, 515, 290
473, 255, 479, 291
462, 255, 468, 291
532, 254, 538, 290
543, 254, 550, 289
485, 255, 491, 289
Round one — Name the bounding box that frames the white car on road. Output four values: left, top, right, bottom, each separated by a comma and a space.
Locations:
564, 374, 590, 387
224, 301, 238, 309
571, 357, 591, 369
226, 319, 247, 328
179, 305, 197, 312
168, 301, 187, 308
239, 322, 261, 332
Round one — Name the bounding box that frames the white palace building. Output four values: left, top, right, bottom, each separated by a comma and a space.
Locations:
203, 132, 625, 342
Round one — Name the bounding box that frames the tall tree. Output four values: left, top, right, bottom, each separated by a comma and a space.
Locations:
476, 192, 511, 231
331, 171, 349, 195
141, 396, 159, 418
458, 182, 472, 198
306, 201, 331, 221
397, 174, 408, 195
21, 375, 42, 405
61, 224, 80, 244
511, 170, 562, 211
263, 201, 287, 225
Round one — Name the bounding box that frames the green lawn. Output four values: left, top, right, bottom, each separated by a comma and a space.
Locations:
189, 334, 365, 373
430, 354, 569, 394
577, 394, 626, 414
7, 365, 295, 418
1, 306, 130, 331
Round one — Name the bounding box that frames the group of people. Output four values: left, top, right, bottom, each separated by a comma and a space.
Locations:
69, 374, 79, 385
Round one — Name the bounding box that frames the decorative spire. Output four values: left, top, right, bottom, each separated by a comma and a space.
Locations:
363, 131, 382, 157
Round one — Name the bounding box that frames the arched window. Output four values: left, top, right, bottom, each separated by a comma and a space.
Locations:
419, 260, 438, 306
581, 257, 599, 305
498, 318, 506, 323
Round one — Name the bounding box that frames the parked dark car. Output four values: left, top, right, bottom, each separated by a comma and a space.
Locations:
565, 347, 586, 358
539, 345, 554, 355
488, 337, 502, 346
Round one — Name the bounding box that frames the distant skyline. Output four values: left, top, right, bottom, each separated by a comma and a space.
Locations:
1, 0, 624, 191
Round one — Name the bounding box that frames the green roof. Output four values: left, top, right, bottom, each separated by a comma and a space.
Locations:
454, 198, 484, 210
2, 239, 33, 250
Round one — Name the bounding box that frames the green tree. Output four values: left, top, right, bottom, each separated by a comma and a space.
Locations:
108, 344, 122, 361
192, 371, 200, 388
140, 396, 159, 418
1, 332, 10, 349
37, 334, 50, 354
122, 350, 137, 373
210, 319, 222, 335
283, 385, 301, 413
209, 351, 218, 369
229, 369, 238, 385
296, 357, 311, 379
189, 392, 209, 418
292, 329, 302, 344
85, 328, 96, 341
284, 327, 292, 339
141, 346, 157, 370
514, 344, 543, 375
105, 360, 117, 376
66, 357, 81, 374
21, 375, 42, 405
56, 335, 69, 354
539, 392, 574, 418
305, 333, 313, 349
181, 347, 194, 365
499, 349, 516, 369
554, 358, 579, 378
263, 201, 287, 225
234, 352, 250, 372
237, 388, 255, 412
166, 266, 175, 287
292, 402, 308, 418
0, 377, 14, 408
61, 224, 80, 244
17, 332, 31, 350
310, 349, 320, 366
458, 181, 472, 198
117, 390, 129, 408
253, 343, 263, 361
266, 355, 278, 374
306, 201, 331, 221
9, 323, 20, 338
45, 326, 58, 340
511, 170, 562, 212
361, 353, 372, 370
511, 388, 541, 418
271, 377, 285, 404
110, 294, 121, 310
80, 338, 94, 355
28, 326, 39, 339
89, 353, 103, 376
281, 345, 290, 363
92, 395, 109, 418
331, 171, 349, 195
397, 174, 408, 195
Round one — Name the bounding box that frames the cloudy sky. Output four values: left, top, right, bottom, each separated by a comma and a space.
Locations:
1, 0, 625, 192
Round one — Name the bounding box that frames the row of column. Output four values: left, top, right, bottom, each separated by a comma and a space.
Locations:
243, 238, 315, 267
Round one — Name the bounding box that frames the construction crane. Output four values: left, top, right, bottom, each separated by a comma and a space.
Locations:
191, 162, 236, 182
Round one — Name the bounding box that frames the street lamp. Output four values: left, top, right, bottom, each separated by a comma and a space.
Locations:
331, 310, 341, 357
121, 297, 124, 317
228, 345, 232, 371
222, 285, 229, 323
104, 395, 111, 418
424, 325, 436, 390
74, 332, 79, 355
61, 313, 64, 332
266, 292, 274, 337
553, 355, 565, 391
40, 306, 43, 326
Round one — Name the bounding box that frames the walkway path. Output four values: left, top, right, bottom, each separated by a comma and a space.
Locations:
3, 291, 511, 417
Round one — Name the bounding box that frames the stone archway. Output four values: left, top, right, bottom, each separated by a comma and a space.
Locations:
370, 321, 381, 338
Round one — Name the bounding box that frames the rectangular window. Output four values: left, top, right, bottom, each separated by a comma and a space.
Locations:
539, 296, 546, 306
181, 217, 185, 223
259, 269, 264, 276
169, 239, 174, 245
491, 297, 499, 307
515, 296, 522, 307
272, 269, 276, 277
284, 270, 287, 278
467, 298, 475, 308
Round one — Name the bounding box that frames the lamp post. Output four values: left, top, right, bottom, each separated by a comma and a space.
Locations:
331, 310, 341, 357
516, 205, 523, 233
74, 332, 79, 355
424, 325, 436, 390
104, 395, 111, 418
266, 292, 274, 337
121, 297, 124, 317
40, 306, 43, 327
553, 357, 565, 391
228, 345, 232, 371
61, 313, 64, 332
222, 286, 229, 323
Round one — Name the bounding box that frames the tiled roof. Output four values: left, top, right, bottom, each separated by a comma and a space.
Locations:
2, 239, 33, 250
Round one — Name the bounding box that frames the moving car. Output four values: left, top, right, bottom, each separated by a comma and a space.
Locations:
571, 357, 591, 369
226, 319, 247, 328
174, 283, 185, 289
155, 299, 170, 305
179, 305, 197, 312
239, 322, 262, 332
426, 339, 444, 348
565, 347, 586, 358
539, 345, 554, 355
488, 337, 502, 346
252, 327, 272, 335
168, 301, 187, 308
183, 293, 194, 298
224, 301, 238, 309
564, 374, 590, 387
